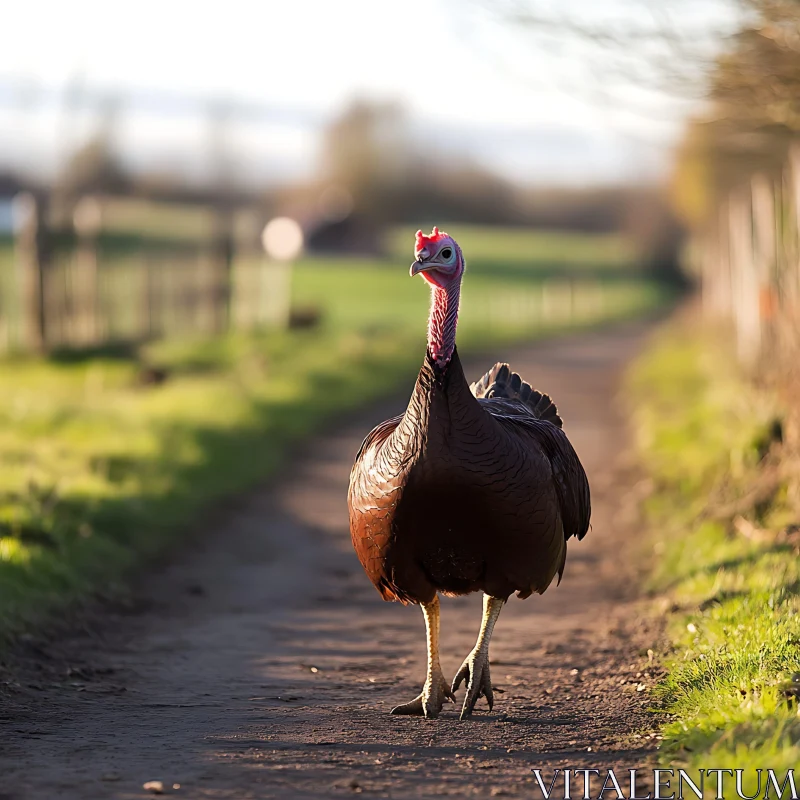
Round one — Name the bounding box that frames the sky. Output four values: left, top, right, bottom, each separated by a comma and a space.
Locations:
0, 0, 741, 187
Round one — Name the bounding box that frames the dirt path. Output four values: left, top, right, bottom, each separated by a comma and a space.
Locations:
0, 322, 662, 800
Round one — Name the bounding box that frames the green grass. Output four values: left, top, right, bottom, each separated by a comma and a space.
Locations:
387, 225, 638, 278
288, 254, 659, 344
628, 322, 800, 787
0, 225, 670, 643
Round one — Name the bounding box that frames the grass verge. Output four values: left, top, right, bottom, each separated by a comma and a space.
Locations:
628, 318, 800, 786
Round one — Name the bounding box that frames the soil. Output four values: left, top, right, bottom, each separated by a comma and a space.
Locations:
0, 321, 664, 800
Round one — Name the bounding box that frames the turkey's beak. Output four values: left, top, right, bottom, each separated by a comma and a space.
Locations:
410, 258, 438, 277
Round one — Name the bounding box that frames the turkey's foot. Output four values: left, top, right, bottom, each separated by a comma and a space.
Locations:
452, 649, 494, 720
391, 669, 455, 718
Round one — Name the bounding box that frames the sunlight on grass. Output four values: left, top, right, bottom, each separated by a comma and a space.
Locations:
386, 225, 636, 269
628, 323, 800, 784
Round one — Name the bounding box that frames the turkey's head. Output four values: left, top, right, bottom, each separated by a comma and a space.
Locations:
410, 227, 463, 290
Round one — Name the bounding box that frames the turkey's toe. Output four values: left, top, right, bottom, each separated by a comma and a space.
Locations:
391, 671, 455, 718
452, 650, 494, 720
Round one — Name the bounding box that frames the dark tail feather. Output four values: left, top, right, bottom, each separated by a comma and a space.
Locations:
470, 362, 563, 428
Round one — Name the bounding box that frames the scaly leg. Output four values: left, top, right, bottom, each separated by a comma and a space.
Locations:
452, 593, 504, 720
391, 594, 455, 718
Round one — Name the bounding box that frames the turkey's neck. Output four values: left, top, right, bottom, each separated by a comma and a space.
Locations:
393, 276, 472, 455
398, 346, 492, 460
427, 280, 461, 368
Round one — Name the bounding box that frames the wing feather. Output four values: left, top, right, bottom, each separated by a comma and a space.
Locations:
480, 399, 591, 543
470, 362, 562, 427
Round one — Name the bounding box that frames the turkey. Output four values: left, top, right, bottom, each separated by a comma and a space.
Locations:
348, 227, 591, 720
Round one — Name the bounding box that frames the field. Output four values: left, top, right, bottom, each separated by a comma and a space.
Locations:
629, 320, 800, 783
0, 226, 670, 642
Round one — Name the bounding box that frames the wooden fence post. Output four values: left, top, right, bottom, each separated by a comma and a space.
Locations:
73, 196, 102, 345
751, 174, 777, 350
729, 186, 760, 366
14, 191, 49, 352
212, 208, 234, 334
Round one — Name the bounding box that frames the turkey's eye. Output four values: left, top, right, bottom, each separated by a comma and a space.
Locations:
440, 247, 453, 261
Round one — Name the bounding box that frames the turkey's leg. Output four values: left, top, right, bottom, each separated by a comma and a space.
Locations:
391, 594, 455, 718
452, 593, 504, 720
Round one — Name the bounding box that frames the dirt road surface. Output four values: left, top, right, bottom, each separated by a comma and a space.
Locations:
0, 322, 662, 799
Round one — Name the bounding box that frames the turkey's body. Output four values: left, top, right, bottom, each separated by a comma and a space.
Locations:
347, 226, 591, 719
349, 349, 589, 605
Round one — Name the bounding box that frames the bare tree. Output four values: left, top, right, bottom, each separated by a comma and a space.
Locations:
470, 0, 746, 114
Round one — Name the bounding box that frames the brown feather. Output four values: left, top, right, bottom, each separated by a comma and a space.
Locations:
470, 362, 562, 427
